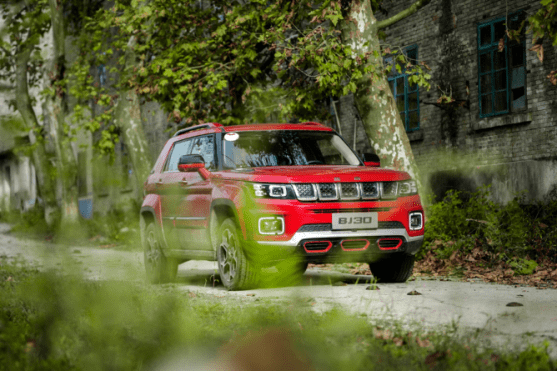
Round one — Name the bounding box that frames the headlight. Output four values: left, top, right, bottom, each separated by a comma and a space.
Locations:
398, 179, 418, 196
381, 181, 399, 199
380, 180, 417, 199
251, 184, 296, 199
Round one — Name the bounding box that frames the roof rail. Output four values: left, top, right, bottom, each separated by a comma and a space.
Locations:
173, 122, 224, 137
300, 121, 326, 126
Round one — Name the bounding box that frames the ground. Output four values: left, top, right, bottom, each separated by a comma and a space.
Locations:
1, 222, 556, 361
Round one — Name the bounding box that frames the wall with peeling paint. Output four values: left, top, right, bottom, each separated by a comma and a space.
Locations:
339, 0, 557, 203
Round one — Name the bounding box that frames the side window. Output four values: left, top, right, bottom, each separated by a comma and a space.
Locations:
385, 45, 420, 132
190, 135, 216, 170
478, 12, 526, 118
165, 139, 193, 172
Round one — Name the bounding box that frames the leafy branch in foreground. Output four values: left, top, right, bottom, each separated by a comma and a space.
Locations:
0, 261, 554, 370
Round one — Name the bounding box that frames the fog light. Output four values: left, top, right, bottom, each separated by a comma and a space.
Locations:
258, 216, 285, 235
409, 212, 423, 231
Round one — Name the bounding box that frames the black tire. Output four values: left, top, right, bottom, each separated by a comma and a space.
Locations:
217, 218, 259, 290
369, 254, 415, 283
143, 222, 178, 284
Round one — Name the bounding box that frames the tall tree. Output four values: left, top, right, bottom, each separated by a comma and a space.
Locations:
340, 0, 431, 183
1, 0, 108, 226
44, 0, 80, 227
0, 0, 59, 224
111, 37, 152, 189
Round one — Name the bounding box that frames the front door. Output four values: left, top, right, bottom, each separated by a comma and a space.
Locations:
159, 138, 194, 252
173, 135, 216, 252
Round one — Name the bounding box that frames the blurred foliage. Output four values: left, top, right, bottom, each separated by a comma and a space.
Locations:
421, 185, 557, 272
0, 0, 50, 99
0, 261, 554, 370
81, 199, 141, 247
0, 199, 140, 249
0, 205, 60, 239
505, 0, 557, 84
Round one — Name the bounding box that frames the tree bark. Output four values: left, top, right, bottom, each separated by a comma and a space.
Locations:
113, 36, 153, 192
376, 0, 431, 30
14, 44, 58, 225
46, 0, 79, 227
341, 0, 422, 191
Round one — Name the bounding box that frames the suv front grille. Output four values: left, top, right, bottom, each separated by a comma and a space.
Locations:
317, 183, 338, 200
339, 183, 359, 200
293, 184, 317, 201
361, 182, 380, 199
292, 182, 388, 202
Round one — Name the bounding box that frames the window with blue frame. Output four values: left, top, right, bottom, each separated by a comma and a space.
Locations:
97, 64, 107, 87
478, 12, 526, 118
385, 46, 420, 132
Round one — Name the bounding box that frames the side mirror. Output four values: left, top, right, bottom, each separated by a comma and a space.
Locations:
178, 154, 205, 172
362, 153, 380, 167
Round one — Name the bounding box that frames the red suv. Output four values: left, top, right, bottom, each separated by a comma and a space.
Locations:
140, 122, 424, 290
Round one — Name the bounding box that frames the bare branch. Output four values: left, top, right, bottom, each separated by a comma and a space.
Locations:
377, 0, 431, 30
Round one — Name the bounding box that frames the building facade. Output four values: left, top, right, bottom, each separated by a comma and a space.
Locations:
336, 0, 557, 202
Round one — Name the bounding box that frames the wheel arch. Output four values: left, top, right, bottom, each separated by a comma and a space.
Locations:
140, 207, 156, 247
140, 205, 170, 250
210, 199, 243, 252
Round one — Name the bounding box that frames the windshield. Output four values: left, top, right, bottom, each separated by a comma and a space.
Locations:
222, 130, 361, 169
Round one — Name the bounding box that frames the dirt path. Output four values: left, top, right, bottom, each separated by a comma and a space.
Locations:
1, 222, 556, 358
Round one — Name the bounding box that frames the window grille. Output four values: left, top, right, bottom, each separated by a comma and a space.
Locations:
385, 45, 420, 132
478, 12, 526, 118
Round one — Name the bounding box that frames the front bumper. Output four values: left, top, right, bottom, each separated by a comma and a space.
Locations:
251, 226, 424, 264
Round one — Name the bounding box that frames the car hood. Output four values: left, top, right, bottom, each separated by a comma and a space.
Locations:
214, 165, 411, 183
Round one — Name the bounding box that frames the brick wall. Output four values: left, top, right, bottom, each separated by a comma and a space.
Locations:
339, 0, 557, 201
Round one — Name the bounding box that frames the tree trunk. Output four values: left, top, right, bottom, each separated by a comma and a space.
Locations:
113, 36, 153, 192
14, 44, 58, 226
47, 0, 79, 227
341, 0, 422, 190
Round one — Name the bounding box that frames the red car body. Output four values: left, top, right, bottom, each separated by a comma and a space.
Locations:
140, 122, 424, 289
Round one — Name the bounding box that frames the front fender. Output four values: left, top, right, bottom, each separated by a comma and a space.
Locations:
140, 195, 169, 249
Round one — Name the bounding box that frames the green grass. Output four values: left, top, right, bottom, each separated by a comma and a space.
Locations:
0, 260, 554, 370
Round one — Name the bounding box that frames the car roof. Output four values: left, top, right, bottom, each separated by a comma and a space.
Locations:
223, 122, 334, 133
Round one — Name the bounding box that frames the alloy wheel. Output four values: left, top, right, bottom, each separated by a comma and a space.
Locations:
145, 228, 162, 276
219, 227, 238, 284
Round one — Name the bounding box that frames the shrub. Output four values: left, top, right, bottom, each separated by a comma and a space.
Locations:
422, 185, 557, 263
